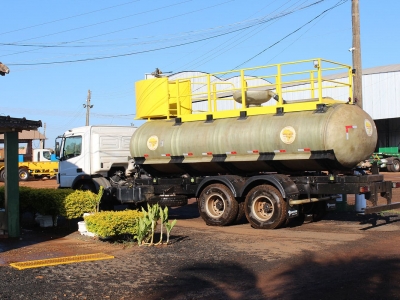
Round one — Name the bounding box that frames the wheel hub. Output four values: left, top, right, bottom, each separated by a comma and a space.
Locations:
253, 196, 274, 221
215, 200, 224, 210
262, 202, 272, 214
205, 193, 225, 218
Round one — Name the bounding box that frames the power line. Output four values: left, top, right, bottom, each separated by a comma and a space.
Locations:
0, 1, 141, 36
233, 0, 348, 69
2, 0, 228, 58
0, 14, 277, 49
7, 0, 326, 66
8, 0, 193, 46
179, 0, 308, 71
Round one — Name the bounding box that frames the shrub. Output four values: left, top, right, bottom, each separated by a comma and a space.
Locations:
0, 186, 73, 217
84, 210, 143, 238
60, 188, 103, 220
0, 186, 33, 209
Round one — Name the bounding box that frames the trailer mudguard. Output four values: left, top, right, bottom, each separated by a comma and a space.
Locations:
195, 175, 245, 198
240, 174, 299, 200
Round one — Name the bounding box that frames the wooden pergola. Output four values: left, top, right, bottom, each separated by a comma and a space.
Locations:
0, 116, 42, 238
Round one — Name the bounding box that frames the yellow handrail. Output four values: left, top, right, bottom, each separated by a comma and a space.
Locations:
135, 58, 354, 121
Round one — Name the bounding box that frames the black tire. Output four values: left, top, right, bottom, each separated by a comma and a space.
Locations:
18, 168, 30, 181
148, 195, 188, 207
234, 201, 246, 224
391, 159, 400, 172
79, 181, 96, 192
0, 169, 5, 182
198, 183, 239, 226
245, 185, 287, 229
92, 177, 114, 210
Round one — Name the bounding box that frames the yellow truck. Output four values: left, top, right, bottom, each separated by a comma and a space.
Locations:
0, 149, 58, 181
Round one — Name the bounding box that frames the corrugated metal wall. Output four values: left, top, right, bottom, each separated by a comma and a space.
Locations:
280, 77, 349, 102
363, 72, 400, 120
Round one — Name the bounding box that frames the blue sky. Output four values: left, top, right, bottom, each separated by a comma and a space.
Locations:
1, 0, 399, 148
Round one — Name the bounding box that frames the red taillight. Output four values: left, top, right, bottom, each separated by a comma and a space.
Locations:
359, 186, 370, 193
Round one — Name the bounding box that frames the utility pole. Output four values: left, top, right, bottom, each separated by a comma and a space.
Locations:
83, 90, 93, 126
42, 122, 46, 149
352, 0, 363, 108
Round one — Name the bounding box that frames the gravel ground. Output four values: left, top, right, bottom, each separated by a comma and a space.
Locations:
1, 176, 400, 299
1, 203, 400, 299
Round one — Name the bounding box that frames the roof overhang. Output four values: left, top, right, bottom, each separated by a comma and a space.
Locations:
0, 116, 42, 134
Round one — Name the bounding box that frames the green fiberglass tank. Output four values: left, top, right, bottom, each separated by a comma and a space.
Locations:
130, 104, 377, 176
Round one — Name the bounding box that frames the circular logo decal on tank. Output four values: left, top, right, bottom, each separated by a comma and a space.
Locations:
147, 135, 159, 150
280, 126, 296, 144
364, 119, 373, 136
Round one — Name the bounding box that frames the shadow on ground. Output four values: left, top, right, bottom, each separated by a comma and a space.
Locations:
149, 255, 400, 299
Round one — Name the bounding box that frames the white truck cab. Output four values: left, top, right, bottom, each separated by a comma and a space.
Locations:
56, 125, 137, 190
32, 148, 52, 162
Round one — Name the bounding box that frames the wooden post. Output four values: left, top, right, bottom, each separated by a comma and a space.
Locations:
84, 90, 93, 126
5, 131, 20, 238
352, 0, 363, 108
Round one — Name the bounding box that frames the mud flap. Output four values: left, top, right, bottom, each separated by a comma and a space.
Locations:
287, 205, 300, 219
325, 199, 336, 211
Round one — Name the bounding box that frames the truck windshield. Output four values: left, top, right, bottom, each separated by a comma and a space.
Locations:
61, 135, 82, 160
43, 151, 51, 160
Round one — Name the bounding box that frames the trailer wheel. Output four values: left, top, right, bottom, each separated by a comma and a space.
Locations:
391, 159, 400, 172
0, 170, 4, 182
18, 169, 30, 181
198, 184, 239, 226
245, 185, 287, 229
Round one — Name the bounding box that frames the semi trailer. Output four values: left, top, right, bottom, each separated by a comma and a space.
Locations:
56, 58, 400, 229
369, 147, 400, 172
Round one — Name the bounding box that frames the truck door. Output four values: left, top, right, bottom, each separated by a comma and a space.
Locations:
58, 134, 84, 187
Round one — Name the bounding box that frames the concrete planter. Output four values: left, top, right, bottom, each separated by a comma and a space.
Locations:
35, 214, 57, 227
78, 213, 96, 237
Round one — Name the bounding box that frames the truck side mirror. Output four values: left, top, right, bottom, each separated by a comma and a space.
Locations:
55, 142, 60, 158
